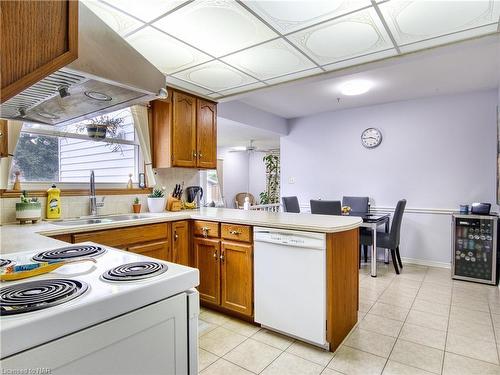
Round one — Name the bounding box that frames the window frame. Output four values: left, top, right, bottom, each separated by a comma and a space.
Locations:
9, 117, 144, 192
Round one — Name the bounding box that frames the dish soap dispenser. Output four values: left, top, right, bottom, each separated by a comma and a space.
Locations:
46, 184, 61, 219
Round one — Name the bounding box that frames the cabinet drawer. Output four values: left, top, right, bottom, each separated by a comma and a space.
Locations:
72, 223, 169, 248
221, 223, 252, 243
193, 220, 219, 238
128, 240, 169, 261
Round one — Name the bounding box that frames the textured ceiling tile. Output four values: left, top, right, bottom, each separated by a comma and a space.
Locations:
102, 0, 187, 22
264, 67, 323, 85
83, 0, 144, 36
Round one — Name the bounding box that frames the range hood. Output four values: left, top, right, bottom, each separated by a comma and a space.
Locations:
0, 2, 166, 126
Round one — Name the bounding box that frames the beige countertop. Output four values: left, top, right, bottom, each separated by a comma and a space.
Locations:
0, 208, 362, 254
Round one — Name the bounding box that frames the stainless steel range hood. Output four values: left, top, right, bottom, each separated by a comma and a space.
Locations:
0, 2, 166, 126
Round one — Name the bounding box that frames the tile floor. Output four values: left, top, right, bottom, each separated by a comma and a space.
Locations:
197, 263, 500, 374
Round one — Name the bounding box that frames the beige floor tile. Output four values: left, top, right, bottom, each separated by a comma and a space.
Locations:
201, 358, 253, 375
450, 306, 492, 327
344, 328, 396, 358
222, 318, 261, 337
389, 278, 423, 290
199, 319, 218, 337
399, 323, 446, 350
412, 298, 450, 317
359, 300, 376, 313
251, 329, 295, 350
406, 310, 448, 331
451, 299, 490, 313
378, 292, 415, 309
446, 333, 499, 364
382, 360, 435, 375
416, 290, 452, 305
286, 341, 334, 366
490, 303, 500, 315
448, 316, 496, 343
321, 368, 344, 375
370, 301, 410, 322
199, 348, 219, 371
261, 352, 324, 375
442, 352, 500, 375
199, 326, 247, 357
389, 339, 444, 374
199, 309, 231, 325
224, 338, 282, 373
358, 313, 404, 338
328, 345, 386, 375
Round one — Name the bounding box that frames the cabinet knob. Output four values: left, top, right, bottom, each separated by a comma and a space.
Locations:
198, 151, 203, 159
174, 231, 178, 241
220, 250, 225, 263
192, 150, 197, 158
213, 251, 218, 260
201, 227, 209, 238
229, 230, 241, 235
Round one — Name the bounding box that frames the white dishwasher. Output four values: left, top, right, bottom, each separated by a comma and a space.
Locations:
254, 227, 328, 348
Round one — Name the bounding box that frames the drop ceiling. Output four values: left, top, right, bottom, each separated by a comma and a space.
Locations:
85, 0, 500, 100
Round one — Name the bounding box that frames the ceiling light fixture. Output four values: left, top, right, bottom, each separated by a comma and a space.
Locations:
339, 80, 373, 96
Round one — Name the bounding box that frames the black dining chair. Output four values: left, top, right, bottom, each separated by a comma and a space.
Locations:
282, 196, 300, 213
342, 196, 369, 213
360, 199, 406, 274
342, 196, 370, 264
310, 200, 341, 215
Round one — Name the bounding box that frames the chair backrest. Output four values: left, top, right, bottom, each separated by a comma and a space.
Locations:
342, 196, 369, 213
390, 199, 407, 246
282, 196, 300, 213
310, 200, 341, 215
234, 193, 255, 208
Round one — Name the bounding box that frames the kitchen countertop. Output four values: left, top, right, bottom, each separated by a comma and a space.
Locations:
0, 208, 362, 254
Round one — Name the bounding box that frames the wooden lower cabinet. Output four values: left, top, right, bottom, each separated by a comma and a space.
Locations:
171, 220, 190, 266
194, 237, 221, 305
128, 240, 169, 261
220, 241, 253, 316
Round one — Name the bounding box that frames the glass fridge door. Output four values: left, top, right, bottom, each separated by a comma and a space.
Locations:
454, 217, 495, 282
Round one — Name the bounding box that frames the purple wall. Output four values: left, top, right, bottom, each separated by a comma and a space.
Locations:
281, 90, 498, 265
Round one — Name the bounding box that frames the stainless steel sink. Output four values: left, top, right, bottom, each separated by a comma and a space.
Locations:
49, 214, 153, 226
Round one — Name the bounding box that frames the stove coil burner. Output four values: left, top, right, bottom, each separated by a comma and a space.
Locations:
0, 259, 13, 268
102, 261, 168, 282
33, 245, 106, 262
0, 279, 88, 316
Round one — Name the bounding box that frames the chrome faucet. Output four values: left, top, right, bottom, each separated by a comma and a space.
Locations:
89, 170, 105, 216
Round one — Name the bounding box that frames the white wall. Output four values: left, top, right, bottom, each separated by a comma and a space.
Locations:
218, 148, 267, 207
281, 90, 498, 266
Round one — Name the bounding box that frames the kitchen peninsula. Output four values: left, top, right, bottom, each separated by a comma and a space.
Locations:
1, 208, 362, 351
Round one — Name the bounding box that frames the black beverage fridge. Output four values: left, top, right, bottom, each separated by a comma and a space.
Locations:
452, 214, 498, 285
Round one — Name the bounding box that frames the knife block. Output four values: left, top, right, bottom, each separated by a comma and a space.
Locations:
167, 196, 182, 212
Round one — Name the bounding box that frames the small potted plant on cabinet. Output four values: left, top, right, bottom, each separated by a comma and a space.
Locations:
132, 197, 141, 213
16, 191, 42, 224
147, 188, 166, 213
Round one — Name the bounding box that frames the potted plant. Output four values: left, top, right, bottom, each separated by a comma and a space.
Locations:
16, 191, 42, 224
147, 188, 166, 213
132, 197, 141, 213
84, 115, 124, 140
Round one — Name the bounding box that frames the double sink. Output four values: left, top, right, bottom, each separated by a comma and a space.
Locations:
50, 214, 154, 226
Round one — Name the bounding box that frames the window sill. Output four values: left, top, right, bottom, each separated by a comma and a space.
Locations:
0, 187, 152, 198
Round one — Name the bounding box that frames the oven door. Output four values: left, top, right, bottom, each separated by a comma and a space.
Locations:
2, 293, 189, 375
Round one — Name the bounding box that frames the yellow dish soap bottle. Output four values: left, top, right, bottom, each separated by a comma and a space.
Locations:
46, 184, 61, 219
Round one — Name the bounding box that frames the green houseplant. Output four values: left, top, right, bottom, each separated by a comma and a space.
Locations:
147, 188, 166, 213
259, 153, 280, 205
16, 191, 42, 224
132, 197, 141, 214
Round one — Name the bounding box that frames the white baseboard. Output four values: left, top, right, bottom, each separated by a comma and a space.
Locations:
402, 257, 451, 269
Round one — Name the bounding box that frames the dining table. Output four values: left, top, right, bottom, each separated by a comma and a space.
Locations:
343, 211, 391, 277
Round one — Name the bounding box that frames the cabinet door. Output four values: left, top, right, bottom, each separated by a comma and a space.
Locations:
171, 220, 190, 266
171, 91, 197, 167
0, 120, 7, 158
1, 0, 78, 103
151, 99, 172, 169
194, 237, 220, 305
128, 240, 170, 261
196, 99, 217, 169
221, 241, 253, 316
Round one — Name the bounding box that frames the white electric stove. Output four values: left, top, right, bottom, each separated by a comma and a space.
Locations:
0, 243, 200, 375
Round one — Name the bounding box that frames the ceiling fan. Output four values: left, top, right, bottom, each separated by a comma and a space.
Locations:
228, 140, 276, 153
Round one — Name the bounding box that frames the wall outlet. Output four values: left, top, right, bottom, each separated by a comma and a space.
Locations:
288, 177, 295, 184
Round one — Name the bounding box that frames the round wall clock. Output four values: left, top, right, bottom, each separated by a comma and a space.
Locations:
361, 128, 382, 148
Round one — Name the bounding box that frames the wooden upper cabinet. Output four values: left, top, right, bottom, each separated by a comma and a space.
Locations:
151, 89, 217, 170
194, 237, 221, 305
220, 241, 253, 316
171, 91, 197, 168
0, 0, 79, 103
196, 99, 217, 169
171, 220, 190, 266
0, 120, 7, 158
